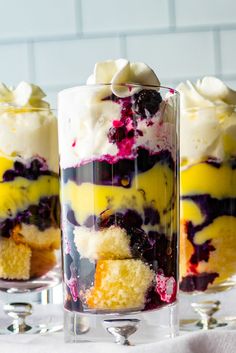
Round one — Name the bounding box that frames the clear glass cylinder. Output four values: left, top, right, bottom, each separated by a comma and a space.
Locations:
0, 106, 61, 333
58, 84, 179, 344
180, 105, 236, 295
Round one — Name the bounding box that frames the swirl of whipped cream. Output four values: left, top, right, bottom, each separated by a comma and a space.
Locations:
0, 81, 49, 108
0, 81, 58, 172
177, 77, 236, 163
87, 58, 160, 97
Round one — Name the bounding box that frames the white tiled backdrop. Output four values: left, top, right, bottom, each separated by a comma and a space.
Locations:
0, 0, 236, 106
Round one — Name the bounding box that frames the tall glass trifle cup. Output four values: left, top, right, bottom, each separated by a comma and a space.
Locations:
180, 104, 236, 329
0, 101, 61, 333
58, 84, 179, 345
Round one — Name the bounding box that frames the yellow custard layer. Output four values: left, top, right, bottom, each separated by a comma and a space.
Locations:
0, 156, 14, 181
181, 162, 236, 197
0, 175, 59, 219
0, 155, 59, 219
180, 162, 236, 286
62, 163, 176, 232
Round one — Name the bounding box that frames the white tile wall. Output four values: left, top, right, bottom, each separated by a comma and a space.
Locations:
0, 43, 30, 85
0, 0, 77, 40
176, 0, 236, 27
34, 37, 121, 86
81, 0, 170, 33
126, 32, 215, 84
0, 0, 235, 105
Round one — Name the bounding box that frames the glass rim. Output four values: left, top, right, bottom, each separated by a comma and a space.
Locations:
0, 105, 55, 112
61, 83, 180, 95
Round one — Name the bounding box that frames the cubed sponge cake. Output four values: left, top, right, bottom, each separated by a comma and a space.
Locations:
0, 238, 31, 280
74, 225, 131, 260
85, 259, 154, 310
12, 224, 61, 250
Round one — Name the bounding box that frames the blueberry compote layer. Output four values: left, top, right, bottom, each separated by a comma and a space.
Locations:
180, 159, 236, 292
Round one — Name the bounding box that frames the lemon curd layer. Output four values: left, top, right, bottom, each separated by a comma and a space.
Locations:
62, 162, 175, 229
181, 162, 236, 198
181, 199, 205, 226
0, 155, 14, 181
0, 175, 59, 219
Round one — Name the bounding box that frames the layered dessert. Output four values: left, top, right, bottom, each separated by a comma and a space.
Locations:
58, 59, 178, 313
0, 82, 60, 280
178, 77, 236, 292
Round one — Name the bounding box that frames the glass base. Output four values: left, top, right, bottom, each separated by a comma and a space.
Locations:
0, 302, 63, 335
179, 289, 236, 332
180, 316, 236, 332
0, 266, 62, 335
64, 302, 178, 345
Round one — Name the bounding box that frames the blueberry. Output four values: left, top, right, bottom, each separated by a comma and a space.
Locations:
144, 207, 160, 225
0, 219, 14, 238
30, 159, 43, 172
127, 129, 135, 138
123, 209, 143, 230
14, 161, 25, 173
3, 170, 16, 181
134, 89, 162, 118
108, 126, 126, 143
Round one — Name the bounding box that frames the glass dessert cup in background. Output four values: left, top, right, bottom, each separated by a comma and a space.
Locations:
0, 106, 61, 334
58, 84, 179, 345
180, 105, 236, 331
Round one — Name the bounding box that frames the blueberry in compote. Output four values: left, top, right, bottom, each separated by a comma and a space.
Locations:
108, 126, 126, 143
134, 89, 162, 118
14, 161, 25, 173
144, 207, 160, 226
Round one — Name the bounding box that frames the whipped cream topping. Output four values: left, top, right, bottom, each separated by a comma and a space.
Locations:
177, 77, 236, 163
87, 58, 160, 97
0, 82, 58, 172
0, 81, 49, 108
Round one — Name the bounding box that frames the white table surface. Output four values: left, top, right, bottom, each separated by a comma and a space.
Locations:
1, 288, 236, 353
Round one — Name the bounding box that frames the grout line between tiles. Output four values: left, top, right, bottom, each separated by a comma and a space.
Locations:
0, 24, 236, 45
168, 0, 176, 30
74, 0, 83, 35
213, 30, 222, 76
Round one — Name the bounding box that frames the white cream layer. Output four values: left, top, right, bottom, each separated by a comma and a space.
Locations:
177, 77, 236, 163
58, 85, 176, 168
0, 82, 58, 172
